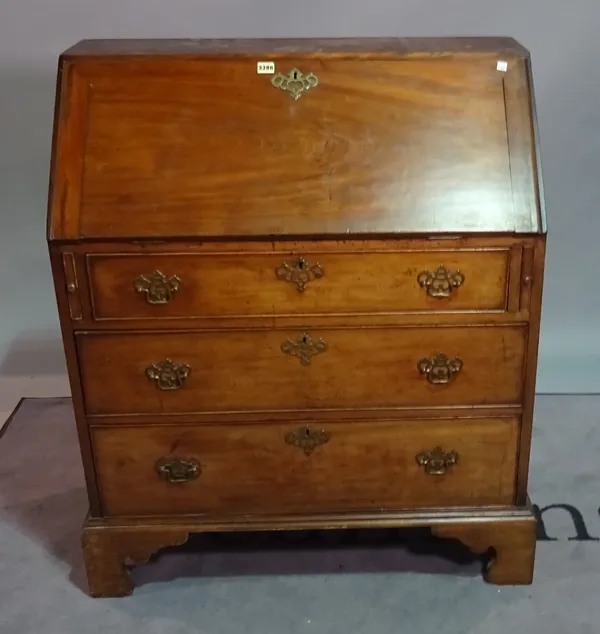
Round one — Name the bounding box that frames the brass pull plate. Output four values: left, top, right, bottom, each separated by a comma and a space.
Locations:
275, 256, 324, 292
418, 353, 463, 384
285, 426, 329, 456
281, 332, 328, 366
156, 457, 200, 483
416, 447, 458, 476
134, 270, 181, 305
146, 359, 191, 390
417, 266, 464, 298
271, 68, 319, 100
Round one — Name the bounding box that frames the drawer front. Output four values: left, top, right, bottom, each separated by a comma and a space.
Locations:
92, 417, 519, 517
87, 249, 510, 319
78, 326, 526, 416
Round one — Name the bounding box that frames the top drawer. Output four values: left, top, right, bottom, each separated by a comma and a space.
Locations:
87, 248, 511, 320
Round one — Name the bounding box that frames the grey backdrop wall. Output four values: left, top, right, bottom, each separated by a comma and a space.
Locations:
1, 0, 599, 393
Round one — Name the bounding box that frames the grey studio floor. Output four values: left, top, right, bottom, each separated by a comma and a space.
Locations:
0, 396, 598, 634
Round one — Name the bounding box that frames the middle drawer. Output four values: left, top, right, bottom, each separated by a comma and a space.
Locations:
77, 325, 526, 416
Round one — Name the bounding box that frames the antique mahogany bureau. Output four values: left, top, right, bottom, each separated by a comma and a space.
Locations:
47, 37, 546, 597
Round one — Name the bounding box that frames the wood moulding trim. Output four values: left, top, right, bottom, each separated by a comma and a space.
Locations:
48, 248, 102, 514
81, 501, 537, 596
72, 314, 532, 331
89, 503, 536, 530
502, 58, 544, 234
48, 64, 90, 241
75, 323, 529, 335
82, 523, 190, 597
61, 38, 531, 59
86, 407, 523, 426
53, 236, 542, 251
85, 247, 513, 257
85, 404, 523, 423
515, 236, 547, 503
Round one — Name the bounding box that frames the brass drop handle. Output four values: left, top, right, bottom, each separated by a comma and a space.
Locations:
281, 332, 328, 366
417, 265, 464, 298
275, 256, 324, 292
285, 425, 330, 456
416, 447, 458, 476
145, 359, 191, 390
418, 353, 463, 385
156, 457, 200, 483
134, 270, 181, 305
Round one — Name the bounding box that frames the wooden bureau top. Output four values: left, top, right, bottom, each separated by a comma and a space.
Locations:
48, 37, 546, 241
61, 37, 531, 59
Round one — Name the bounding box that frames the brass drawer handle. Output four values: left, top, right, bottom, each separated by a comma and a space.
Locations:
417, 265, 464, 298
272, 68, 318, 101
134, 270, 181, 305
275, 256, 324, 292
418, 353, 463, 384
285, 425, 329, 456
156, 457, 200, 483
145, 359, 191, 390
416, 447, 458, 476
281, 332, 328, 366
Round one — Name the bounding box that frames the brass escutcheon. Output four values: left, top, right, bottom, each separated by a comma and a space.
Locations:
417, 265, 464, 298
285, 426, 330, 456
134, 270, 181, 305
417, 353, 463, 385
416, 447, 458, 476
145, 359, 191, 391
275, 256, 324, 292
271, 68, 319, 100
156, 457, 201, 483
281, 332, 328, 366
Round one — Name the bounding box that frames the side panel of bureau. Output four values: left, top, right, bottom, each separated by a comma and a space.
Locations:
91, 417, 520, 517
77, 326, 527, 416
48, 248, 102, 514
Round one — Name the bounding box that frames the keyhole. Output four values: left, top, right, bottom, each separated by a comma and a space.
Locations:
298, 260, 304, 270
304, 427, 310, 437
293, 70, 298, 79
302, 335, 308, 344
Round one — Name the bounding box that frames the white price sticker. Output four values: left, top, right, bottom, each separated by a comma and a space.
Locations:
496, 60, 508, 72
257, 61, 275, 74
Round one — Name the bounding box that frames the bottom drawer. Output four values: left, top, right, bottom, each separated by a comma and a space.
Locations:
92, 418, 519, 517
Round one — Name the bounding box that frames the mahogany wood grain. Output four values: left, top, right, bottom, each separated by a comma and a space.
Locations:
54, 236, 537, 331
46, 38, 546, 595
503, 58, 543, 233
70, 312, 533, 332
432, 514, 536, 584
77, 325, 527, 416
82, 501, 537, 597
82, 522, 189, 597
63, 37, 531, 59
91, 417, 519, 517
59, 236, 540, 253
47, 65, 88, 241
87, 248, 511, 320
515, 236, 546, 503
48, 45, 544, 240
48, 247, 101, 514
85, 406, 523, 427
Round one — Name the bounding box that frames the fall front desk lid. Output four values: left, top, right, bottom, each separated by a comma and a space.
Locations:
48, 38, 545, 240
